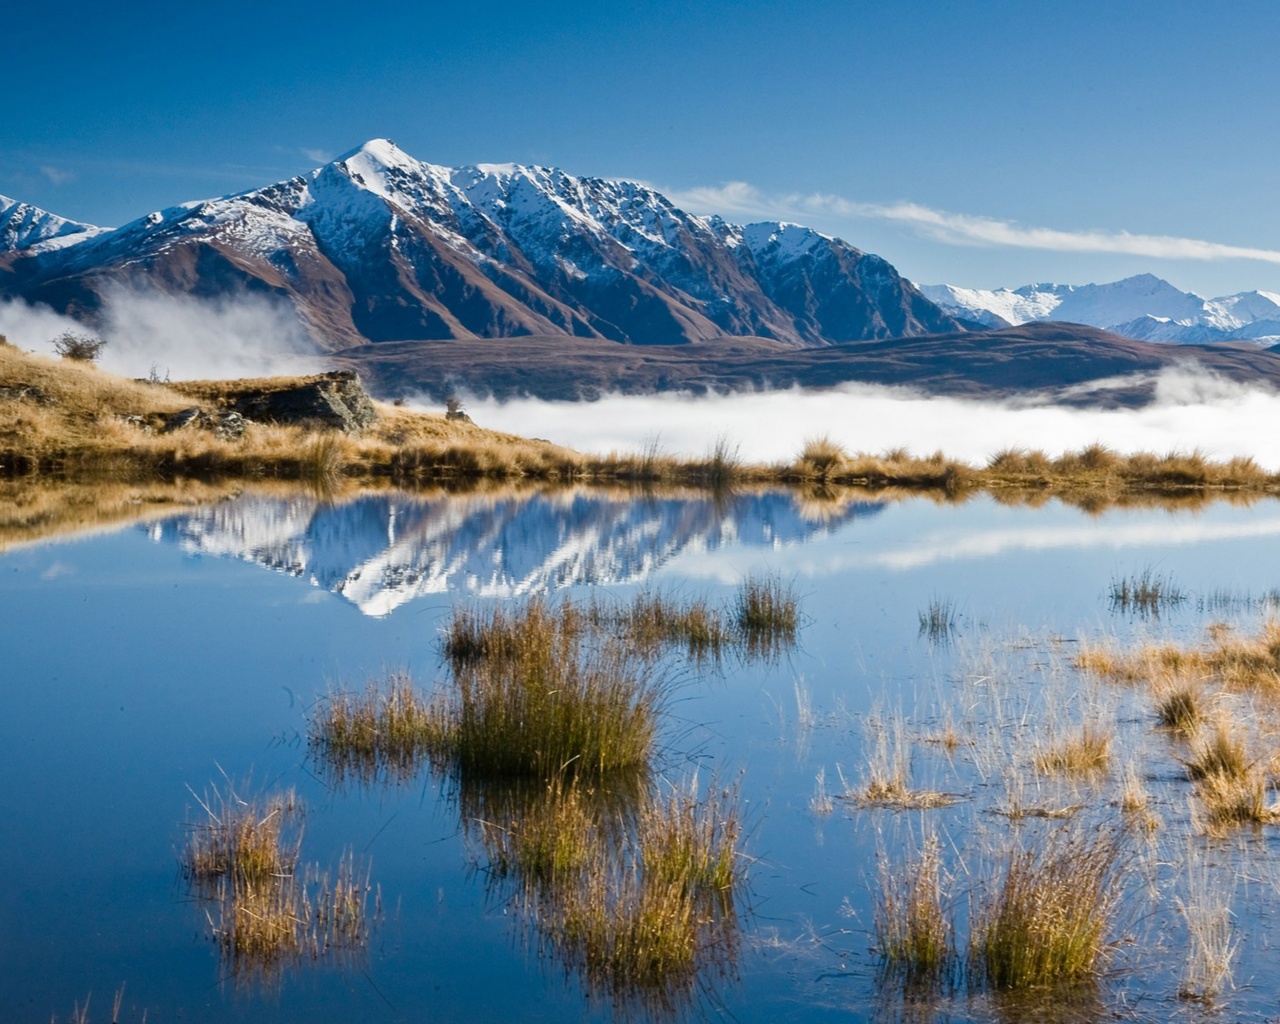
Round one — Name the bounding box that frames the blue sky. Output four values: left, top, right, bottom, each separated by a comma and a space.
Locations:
7, 0, 1280, 296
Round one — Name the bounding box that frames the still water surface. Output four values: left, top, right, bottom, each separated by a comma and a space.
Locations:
4, 487, 1280, 1022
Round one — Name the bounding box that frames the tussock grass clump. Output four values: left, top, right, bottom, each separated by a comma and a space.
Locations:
733, 574, 799, 656
1034, 724, 1112, 778
1184, 718, 1250, 781
536, 780, 743, 1017
853, 711, 958, 809
1193, 770, 1275, 832
1155, 679, 1203, 733
792, 434, 848, 481
477, 775, 604, 887
438, 599, 661, 781
443, 598, 585, 670
1180, 717, 1278, 833
461, 760, 743, 1016
700, 436, 742, 491
309, 673, 441, 785
207, 853, 376, 987
182, 783, 301, 890
969, 831, 1121, 990
874, 832, 955, 985
1108, 568, 1186, 618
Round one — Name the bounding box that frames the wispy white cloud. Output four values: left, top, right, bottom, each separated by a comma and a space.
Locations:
39, 165, 74, 185
301, 147, 334, 164
665, 181, 1280, 266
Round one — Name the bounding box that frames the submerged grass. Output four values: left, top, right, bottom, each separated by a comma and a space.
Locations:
309, 673, 441, 785
918, 596, 958, 644
182, 783, 375, 987
1108, 568, 1186, 618
733, 574, 799, 658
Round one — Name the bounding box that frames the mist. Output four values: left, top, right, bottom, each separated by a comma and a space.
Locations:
0, 289, 321, 380
459, 366, 1280, 470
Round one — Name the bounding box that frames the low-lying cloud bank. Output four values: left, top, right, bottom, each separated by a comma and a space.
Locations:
0, 290, 321, 380
460, 367, 1280, 470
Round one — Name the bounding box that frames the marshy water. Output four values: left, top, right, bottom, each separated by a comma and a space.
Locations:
7, 484, 1280, 1022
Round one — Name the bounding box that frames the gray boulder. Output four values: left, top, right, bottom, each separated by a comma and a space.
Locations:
230, 371, 377, 432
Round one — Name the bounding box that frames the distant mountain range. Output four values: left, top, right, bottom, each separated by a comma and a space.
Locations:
7, 143, 1280, 405
919, 274, 1280, 346
0, 139, 964, 350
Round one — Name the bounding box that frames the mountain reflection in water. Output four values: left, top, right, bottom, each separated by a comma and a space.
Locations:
146, 489, 883, 616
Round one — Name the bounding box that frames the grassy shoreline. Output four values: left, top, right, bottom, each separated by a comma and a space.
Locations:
3, 344, 1279, 501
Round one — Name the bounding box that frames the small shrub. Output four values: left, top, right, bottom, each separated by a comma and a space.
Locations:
52, 331, 107, 362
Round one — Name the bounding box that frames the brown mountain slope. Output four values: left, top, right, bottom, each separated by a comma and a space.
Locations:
338, 322, 1280, 407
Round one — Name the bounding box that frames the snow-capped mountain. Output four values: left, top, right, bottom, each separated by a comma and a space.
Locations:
146, 487, 882, 617
919, 274, 1280, 345
0, 140, 965, 350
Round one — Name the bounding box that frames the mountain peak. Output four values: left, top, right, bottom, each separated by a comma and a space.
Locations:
337, 138, 415, 169
0, 142, 967, 349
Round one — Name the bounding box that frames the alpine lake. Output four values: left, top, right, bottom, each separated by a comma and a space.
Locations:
6, 478, 1280, 1024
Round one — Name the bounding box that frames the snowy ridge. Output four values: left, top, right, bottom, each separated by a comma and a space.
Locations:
920, 274, 1280, 345
0, 140, 965, 350
0, 194, 104, 253
147, 489, 882, 617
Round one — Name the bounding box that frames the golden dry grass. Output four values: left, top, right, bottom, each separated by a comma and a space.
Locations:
1075, 621, 1280, 697
1034, 724, 1112, 778
6, 346, 1280, 503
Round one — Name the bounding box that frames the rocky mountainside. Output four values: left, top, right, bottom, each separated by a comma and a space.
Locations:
0, 140, 965, 350
920, 274, 1280, 345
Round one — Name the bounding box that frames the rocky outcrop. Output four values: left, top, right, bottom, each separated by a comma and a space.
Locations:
163, 407, 247, 440
226, 370, 377, 432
